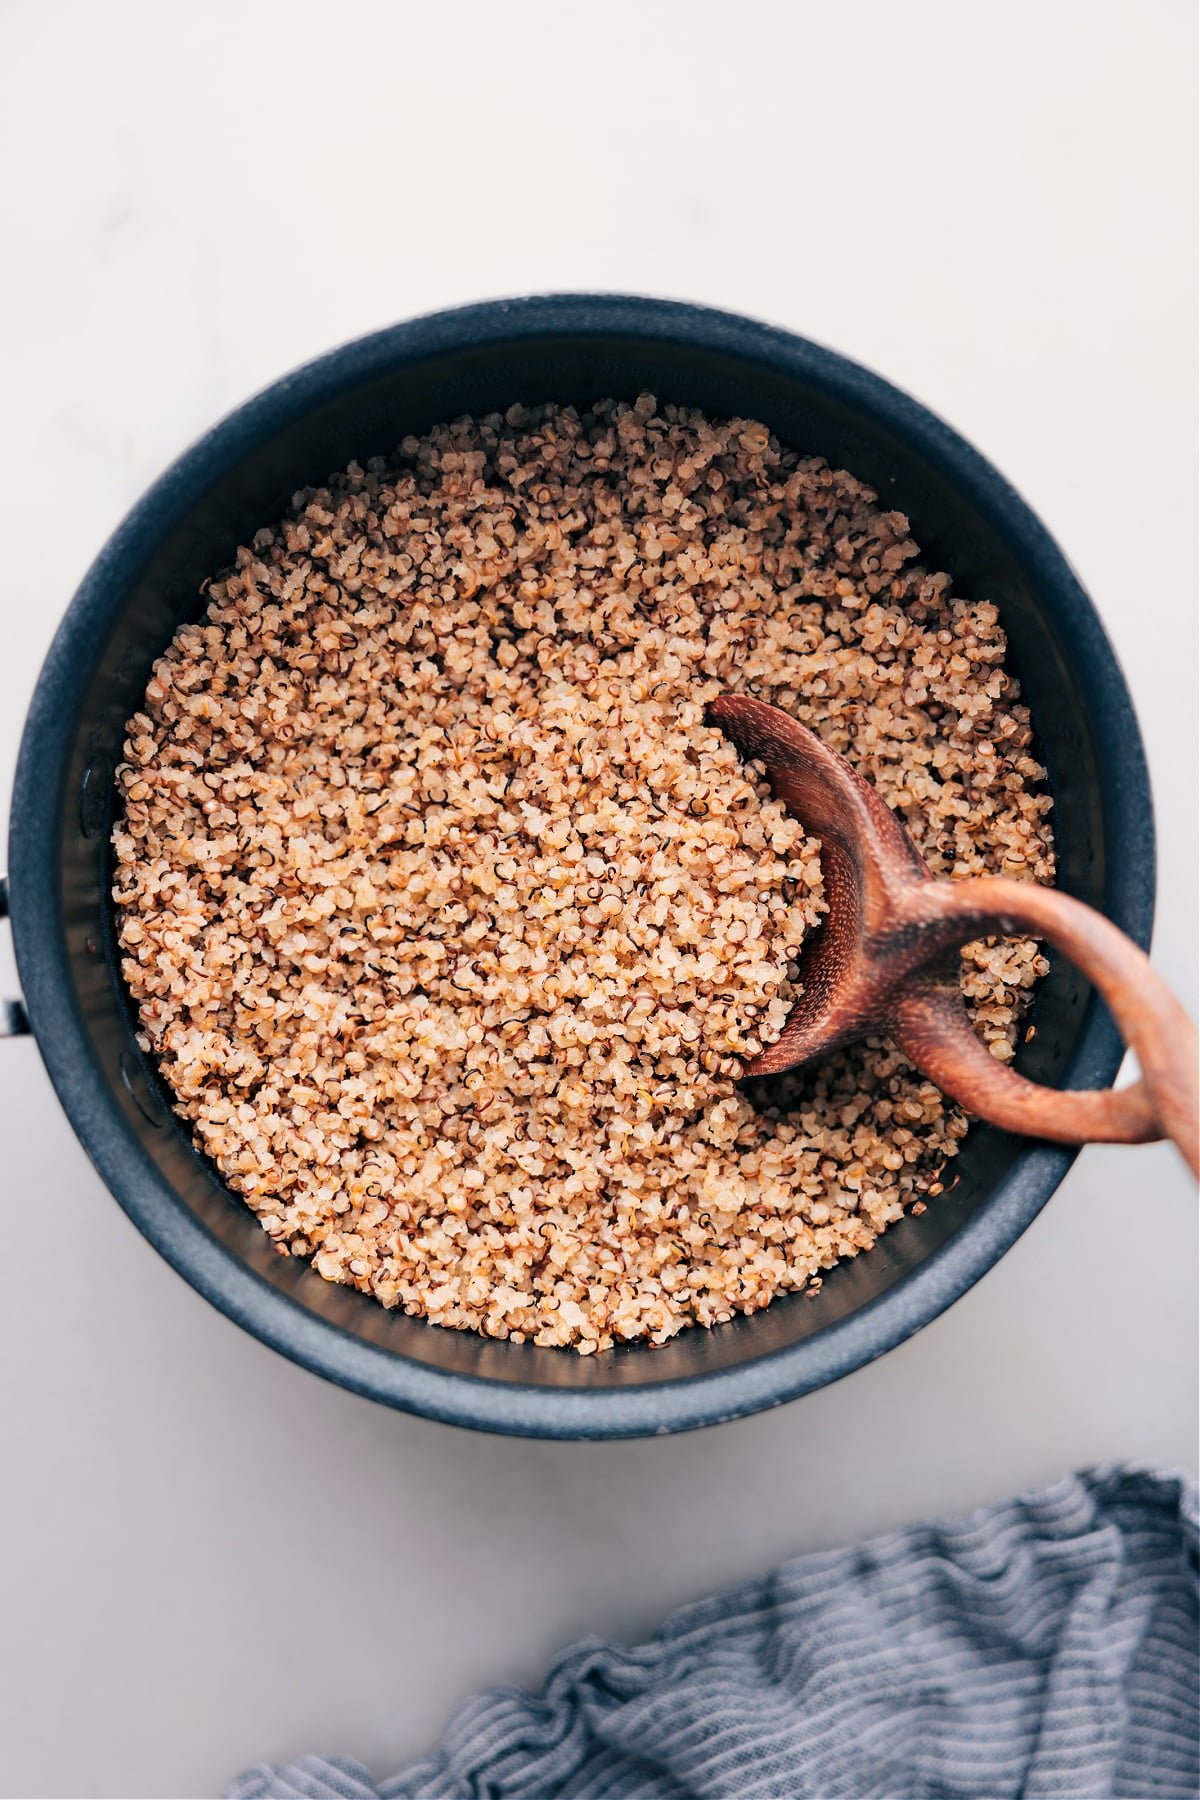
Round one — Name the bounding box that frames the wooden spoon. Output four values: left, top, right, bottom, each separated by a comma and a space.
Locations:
709, 694, 1199, 1177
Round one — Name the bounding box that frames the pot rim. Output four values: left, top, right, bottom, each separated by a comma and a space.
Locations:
6, 294, 1155, 1437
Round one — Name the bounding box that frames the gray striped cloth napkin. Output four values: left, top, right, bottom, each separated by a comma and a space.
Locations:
229, 1464, 1198, 1799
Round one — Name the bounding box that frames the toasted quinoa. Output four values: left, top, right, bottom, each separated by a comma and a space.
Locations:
113, 396, 1054, 1353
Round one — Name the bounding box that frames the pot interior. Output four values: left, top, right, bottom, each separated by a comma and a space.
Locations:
44, 318, 1120, 1400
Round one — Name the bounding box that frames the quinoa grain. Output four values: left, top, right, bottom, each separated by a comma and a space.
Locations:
113, 398, 1054, 1352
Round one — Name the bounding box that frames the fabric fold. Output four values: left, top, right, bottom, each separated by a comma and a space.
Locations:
229, 1465, 1198, 1800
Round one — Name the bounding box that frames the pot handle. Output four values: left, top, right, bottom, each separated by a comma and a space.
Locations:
0, 878, 30, 1037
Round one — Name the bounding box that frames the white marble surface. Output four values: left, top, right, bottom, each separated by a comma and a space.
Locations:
0, 3, 1195, 1795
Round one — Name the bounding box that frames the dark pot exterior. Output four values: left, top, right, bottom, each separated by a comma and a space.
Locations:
5, 296, 1154, 1437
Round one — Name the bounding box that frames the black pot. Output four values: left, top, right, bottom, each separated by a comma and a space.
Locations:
4, 296, 1153, 1437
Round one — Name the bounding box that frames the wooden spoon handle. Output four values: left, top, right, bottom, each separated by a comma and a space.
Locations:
889, 876, 1199, 1176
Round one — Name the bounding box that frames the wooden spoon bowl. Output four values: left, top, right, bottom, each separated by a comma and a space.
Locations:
709, 694, 1199, 1176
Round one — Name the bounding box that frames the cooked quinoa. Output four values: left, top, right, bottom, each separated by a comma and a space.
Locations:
113, 395, 1054, 1353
